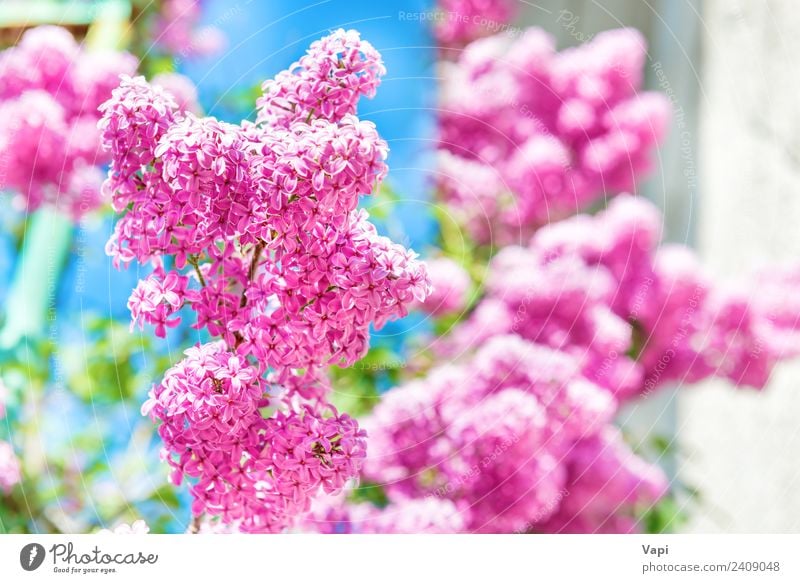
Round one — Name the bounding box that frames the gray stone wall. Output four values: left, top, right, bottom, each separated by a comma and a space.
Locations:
680, 0, 800, 533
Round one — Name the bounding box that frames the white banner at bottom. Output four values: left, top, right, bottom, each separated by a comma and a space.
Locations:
0, 534, 796, 582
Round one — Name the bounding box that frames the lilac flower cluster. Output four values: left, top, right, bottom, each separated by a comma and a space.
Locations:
434, 0, 518, 49
446, 195, 800, 400
305, 195, 800, 534
256, 29, 384, 128
101, 30, 430, 532
0, 26, 138, 218
142, 344, 367, 532
438, 28, 670, 243
306, 335, 665, 533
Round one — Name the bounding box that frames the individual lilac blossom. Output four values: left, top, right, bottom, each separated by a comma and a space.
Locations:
0, 26, 137, 218
418, 257, 471, 317
97, 520, 150, 534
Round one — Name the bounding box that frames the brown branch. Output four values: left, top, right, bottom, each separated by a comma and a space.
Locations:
240, 242, 265, 309
187, 254, 206, 288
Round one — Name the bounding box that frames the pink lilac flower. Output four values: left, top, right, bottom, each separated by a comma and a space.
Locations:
102, 31, 431, 532
347, 21, 799, 535
140, 342, 368, 533
0, 441, 21, 494
302, 334, 660, 533
446, 195, 800, 399
128, 270, 196, 337
256, 29, 385, 128
537, 429, 668, 533
438, 28, 670, 243
0, 26, 138, 219
345, 335, 648, 533
368, 194, 800, 532
436, 150, 513, 245
418, 257, 471, 317
435, 0, 518, 48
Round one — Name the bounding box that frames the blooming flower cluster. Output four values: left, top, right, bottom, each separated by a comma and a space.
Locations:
100, 30, 430, 532
306, 195, 800, 534
446, 195, 800, 400
0, 26, 137, 218
153, 0, 225, 60
438, 28, 670, 243
256, 29, 384, 128
434, 0, 518, 48
306, 334, 666, 533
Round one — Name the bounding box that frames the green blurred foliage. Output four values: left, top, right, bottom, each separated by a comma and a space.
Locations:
0, 315, 183, 533
330, 346, 406, 417
348, 480, 389, 509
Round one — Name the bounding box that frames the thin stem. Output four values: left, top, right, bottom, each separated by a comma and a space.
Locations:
240, 242, 265, 309
187, 255, 206, 288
